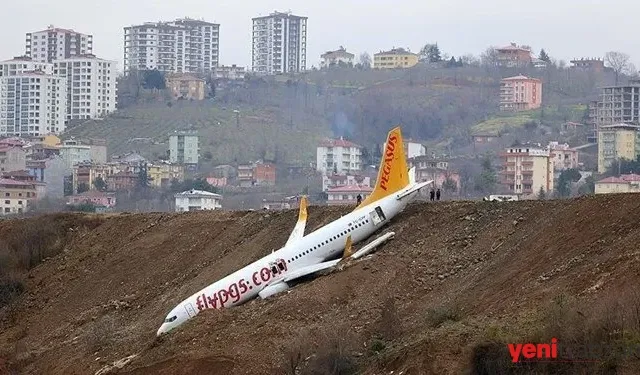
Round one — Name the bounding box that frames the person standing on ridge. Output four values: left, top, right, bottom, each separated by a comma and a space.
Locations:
356, 194, 362, 206
429, 189, 435, 202
436, 188, 441, 201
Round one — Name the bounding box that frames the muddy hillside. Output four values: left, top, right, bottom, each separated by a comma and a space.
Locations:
1, 194, 640, 375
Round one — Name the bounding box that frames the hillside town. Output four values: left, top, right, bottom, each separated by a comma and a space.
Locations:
0, 13, 639, 216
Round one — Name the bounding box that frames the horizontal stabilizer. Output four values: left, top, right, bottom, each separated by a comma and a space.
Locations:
396, 180, 433, 200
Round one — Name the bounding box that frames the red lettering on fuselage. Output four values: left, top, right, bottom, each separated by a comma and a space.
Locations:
380, 135, 398, 191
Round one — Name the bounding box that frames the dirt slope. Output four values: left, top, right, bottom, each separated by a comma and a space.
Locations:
1, 194, 640, 374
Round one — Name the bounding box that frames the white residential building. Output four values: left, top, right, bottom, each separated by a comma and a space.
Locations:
213, 65, 246, 80
316, 137, 362, 175
123, 18, 220, 74
169, 130, 199, 164
174, 189, 222, 211
0, 56, 53, 76
252, 11, 307, 75
0, 70, 67, 137
320, 47, 355, 68
53, 55, 117, 120
26, 25, 93, 63
322, 174, 370, 192
382, 139, 426, 159
59, 139, 92, 169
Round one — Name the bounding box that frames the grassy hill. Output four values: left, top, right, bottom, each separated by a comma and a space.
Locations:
63, 100, 331, 165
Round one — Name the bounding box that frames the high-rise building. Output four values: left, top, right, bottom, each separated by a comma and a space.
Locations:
123, 18, 220, 74
0, 56, 53, 76
252, 11, 307, 75
53, 55, 118, 120
499, 145, 554, 198
500, 75, 542, 112
169, 130, 199, 165
26, 25, 93, 63
0, 57, 67, 137
597, 124, 640, 173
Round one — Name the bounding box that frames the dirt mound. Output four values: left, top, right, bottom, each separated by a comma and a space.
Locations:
1, 195, 640, 374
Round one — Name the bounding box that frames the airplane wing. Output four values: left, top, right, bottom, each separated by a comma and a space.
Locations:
282, 235, 353, 283
282, 258, 342, 283
285, 196, 308, 247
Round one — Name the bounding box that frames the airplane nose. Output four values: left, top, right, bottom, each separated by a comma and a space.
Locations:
156, 325, 166, 337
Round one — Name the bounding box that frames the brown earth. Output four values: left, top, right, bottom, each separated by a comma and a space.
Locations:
1, 194, 640, 374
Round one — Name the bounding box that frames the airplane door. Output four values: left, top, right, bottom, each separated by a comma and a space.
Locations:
369, 206, 387, 226
183, 302, 197, 318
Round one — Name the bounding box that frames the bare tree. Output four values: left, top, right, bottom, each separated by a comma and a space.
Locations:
605, 51, 632, 84
358, 52, 372, 69
480, 47, 499, 68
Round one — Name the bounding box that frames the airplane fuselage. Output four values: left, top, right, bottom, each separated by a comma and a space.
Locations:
157, 186, 418, 335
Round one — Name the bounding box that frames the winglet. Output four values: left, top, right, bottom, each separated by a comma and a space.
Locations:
356, 126, 410, 209
285, 196, 308, 247
297, 195, 308, 222
342, 235, 353, 259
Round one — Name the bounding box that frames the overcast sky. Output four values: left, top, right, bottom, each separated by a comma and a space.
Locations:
2, 0, 637, 72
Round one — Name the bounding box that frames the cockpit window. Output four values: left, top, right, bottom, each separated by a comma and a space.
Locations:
164, 315, 177, 323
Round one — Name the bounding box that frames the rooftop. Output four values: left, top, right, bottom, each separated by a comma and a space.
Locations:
318, 137, 361, 148
599, 124, 640, 130
497, 43, 532, 52
327, 184, 373, 193
375, 48, 416, 56
502, 75, 541, 82
174, 189, 222, 198
596, 174, 640, 184
0, 178, 34, 187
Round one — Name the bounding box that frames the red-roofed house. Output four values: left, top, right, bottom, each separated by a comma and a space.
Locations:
595, 174, 640, 194
317, 137, 362, 175
496, 43, 533, 67
326, 184, 373, 206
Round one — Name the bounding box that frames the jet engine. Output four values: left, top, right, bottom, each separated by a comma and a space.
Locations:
258, 281, 290, 299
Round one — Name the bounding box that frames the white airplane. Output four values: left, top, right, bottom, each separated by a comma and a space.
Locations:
156, 126, 433, 336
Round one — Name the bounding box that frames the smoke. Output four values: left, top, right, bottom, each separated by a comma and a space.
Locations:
331, 111, 355, 139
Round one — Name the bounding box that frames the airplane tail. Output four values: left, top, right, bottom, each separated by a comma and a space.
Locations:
357, 126, 410, 208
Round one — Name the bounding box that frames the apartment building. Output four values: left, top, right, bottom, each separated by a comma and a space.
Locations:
373, 48, 419, 69
570, 58, 605, 72
53, 55, 117, 120
169, 130, 199, 165
213, 65, 246, 80
166, 73, 205, 100
0, 56, 53, 76
322, 174, 370, 192
496, 43, 533, 68
326, 184, 373, 206
0, 70, 67, 137
320, 47, 355, 68
592, 82, 640, 126
408, 156, 461, 191
0, 177, 38, 215
0, 145, 26, 173
595, 174, 640, 194
252, 11, 308, 75
500, 146, 554, 198
597, 124, 640, 173
316, 137, 362, 175
26, 25, 93, 63
147, 163, 184, 188
124, 18, 220, 74
548, 142, 579, 173
500, 75, 542, 112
